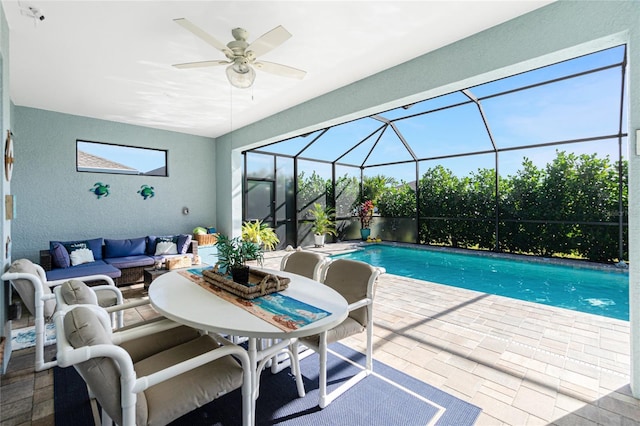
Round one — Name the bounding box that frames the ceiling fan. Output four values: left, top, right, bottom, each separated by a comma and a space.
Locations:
173, 18, 306, 89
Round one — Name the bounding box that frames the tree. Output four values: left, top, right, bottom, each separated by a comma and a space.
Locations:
377, 182, 416, 218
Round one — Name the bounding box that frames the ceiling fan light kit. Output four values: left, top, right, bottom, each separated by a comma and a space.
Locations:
173, 18, 306, 89
226, 58, 256, 89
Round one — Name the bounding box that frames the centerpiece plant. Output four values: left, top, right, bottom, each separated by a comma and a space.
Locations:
216, 234, 264, 284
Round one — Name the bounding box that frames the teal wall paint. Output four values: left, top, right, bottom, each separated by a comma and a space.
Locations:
0, 0, 11, 373
12, 107, 216, 262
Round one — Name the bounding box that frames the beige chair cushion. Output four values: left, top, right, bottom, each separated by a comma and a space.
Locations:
301, 316, 365, 347
60, 279, 118, 308
64, 306, 123, 425
322, 259, 376, 326
60, 279, 99, 305
8, 259, 55, 318
95, 290, 118, 308
134, 334, 244, 426
121, 325, 201, 364
282, 251, 325, 279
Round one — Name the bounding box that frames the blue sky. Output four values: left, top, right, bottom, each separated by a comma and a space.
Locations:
77, 141, 166, 174
271, 44, 627, 184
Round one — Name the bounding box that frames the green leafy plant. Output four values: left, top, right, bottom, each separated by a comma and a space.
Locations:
309, 203, 337, 236
241, 220, 280, 251
216, 234, 264, 272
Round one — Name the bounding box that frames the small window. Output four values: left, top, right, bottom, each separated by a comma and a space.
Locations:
76, 140, 168, 176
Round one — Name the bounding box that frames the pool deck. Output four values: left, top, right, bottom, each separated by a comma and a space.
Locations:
2, 242, 639, 425
267, 243, 639, 425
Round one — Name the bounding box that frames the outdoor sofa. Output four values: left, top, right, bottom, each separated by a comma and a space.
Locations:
39, 235, 198, 286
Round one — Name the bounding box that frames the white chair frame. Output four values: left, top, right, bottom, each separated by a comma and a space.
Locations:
291, 261, 383, 408
54, 304, 252, 426
279, 249, 331, 281
2, 263, 123, 371
270, 250, 332, 374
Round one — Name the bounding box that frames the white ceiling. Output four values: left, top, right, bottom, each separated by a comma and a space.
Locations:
1, 1, 552, 138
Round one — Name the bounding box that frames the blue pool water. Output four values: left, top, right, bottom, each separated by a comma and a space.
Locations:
332, 245, 630, 321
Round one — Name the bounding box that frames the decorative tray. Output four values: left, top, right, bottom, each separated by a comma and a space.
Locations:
202, 268, 290, 300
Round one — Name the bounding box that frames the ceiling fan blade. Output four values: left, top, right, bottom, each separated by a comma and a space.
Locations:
173, 60, 230, 69
247, 25, 292, 58
254, 61, 306, 80
174, 18, 233, 57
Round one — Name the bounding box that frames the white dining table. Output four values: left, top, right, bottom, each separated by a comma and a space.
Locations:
148, 267, 348, 425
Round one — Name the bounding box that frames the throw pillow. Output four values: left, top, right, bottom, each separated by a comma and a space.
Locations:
51, 242, 71, 269
64, 242, 95, 266
70, 248, 95, 266
51, 238, 104, 261
176, 234, 192, 254
155, 241, 178, 255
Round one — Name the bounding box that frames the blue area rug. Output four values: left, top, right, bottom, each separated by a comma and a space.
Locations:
55, 343, 481, 425
11, 323, 56, 350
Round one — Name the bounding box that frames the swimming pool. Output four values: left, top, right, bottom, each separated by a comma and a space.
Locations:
332, 244, 630, 321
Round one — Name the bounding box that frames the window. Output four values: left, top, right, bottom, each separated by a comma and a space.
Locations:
76, 140, 168, 176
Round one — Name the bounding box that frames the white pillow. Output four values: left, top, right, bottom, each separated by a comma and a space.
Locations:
69, 248, 95, 266
155, 241, 178, 255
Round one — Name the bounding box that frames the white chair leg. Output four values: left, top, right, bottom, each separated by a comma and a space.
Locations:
366, 304, 374, 373
318, 331, 328, 409
289, 340, 306, 397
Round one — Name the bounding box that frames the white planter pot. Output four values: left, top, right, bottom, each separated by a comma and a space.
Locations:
314, 234, 326, 247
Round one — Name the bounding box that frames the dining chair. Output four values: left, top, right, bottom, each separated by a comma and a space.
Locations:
270, 249, 332, 374
290, 258, 383, 408
54, 304, 252, 426
53, 278, 162, 330
279, 248, 330, 281
2, 258, 123, 371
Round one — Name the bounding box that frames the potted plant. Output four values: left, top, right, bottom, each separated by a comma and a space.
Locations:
241, 220, 280, 251
357, 200, 374, 240
216, 234, 264, 284
308, 203, 337, 247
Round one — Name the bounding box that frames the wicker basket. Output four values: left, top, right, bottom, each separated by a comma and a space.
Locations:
202, 268, 290, 299
194, 233, 218, 246
167, 255, 192, 270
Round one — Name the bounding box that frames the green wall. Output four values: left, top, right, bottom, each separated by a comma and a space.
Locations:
12, 107, 216, 262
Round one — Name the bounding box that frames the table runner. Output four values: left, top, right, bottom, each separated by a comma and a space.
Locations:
178, 267, 331, 332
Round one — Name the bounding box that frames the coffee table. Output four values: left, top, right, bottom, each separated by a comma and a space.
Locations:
143, 268, 168, 290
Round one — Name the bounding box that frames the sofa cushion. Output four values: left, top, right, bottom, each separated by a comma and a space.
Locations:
104, 237, 147, 258
104, 255, 154, 269
51, 238, 103, 261
45, 260, 121, 282
51, 242, 71, 269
